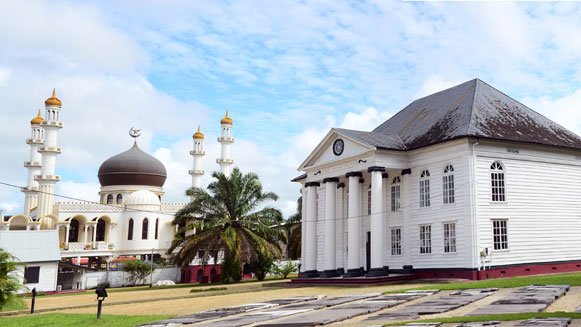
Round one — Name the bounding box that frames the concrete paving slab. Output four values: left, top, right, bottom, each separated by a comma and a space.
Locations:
468, 285, 569, 316
514, 318, 571, 327
195, 293, 382, 327
142, 296, 319, 326
457, 321, 501, 327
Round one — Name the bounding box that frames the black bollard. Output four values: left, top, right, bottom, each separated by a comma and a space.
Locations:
95, 286, 108, 319
30, 288, 37, 314
97, 299, 103, 319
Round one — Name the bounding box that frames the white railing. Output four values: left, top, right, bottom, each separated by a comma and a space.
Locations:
96, 242, 108, 250
67, 242, 85, 251
160, 203, 187, 213
55, 202, 124, 212
63, 242, 114, 252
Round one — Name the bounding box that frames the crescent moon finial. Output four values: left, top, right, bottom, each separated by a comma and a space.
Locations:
129, 127, 142, 138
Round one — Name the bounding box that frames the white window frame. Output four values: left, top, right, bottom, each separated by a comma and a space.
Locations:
390, 227, 402, 256
490, 161, 506, 202
419, 224, 432, 254
391, 176, 401, 211
443, 165, 455, 204
419, 170, 430, 207
492, 219, 509, 250
443, 222, 457, 253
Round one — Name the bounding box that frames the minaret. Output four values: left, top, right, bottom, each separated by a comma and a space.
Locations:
22, 110, 44, 217
216, 111, 234, 177
36, 89, 63, 221
189, 126, 205, 190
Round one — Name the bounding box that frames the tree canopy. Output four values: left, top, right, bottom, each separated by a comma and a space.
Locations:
169, 168, 284, 283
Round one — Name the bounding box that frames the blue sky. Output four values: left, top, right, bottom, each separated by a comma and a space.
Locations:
2, 1, 581, 217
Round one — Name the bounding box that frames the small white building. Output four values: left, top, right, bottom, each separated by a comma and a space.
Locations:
295, 79, 581, 280
0, 230, 60, 292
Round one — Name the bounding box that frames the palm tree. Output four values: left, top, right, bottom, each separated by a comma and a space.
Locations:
169, 168, 284, 283
285, 196, 302, 260
0, 249, 22, 309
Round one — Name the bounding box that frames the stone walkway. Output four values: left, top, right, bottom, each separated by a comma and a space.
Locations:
256, 291, 437, 326
469, 285, 569, 315
142, 285, 578, 327
364, 289, 496, 322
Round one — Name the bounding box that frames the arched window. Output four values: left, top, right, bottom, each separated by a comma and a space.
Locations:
106, 194, 113, 205
490, 161, 505, 201
96, 219, 106, 242
128, 219, 134, 240
391, 176, 401, 211
142, 218, 149, 240
69, 219, 80, 243
116, 194, 123, 204
419, 170, 430, 207
443, 165, 455, 204
155, 218, 159, 240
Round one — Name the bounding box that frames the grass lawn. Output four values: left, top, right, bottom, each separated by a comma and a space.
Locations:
384, 312, 581, 326
0, 313, 171, 327
385, 272, 581, 293
1, 298, 27, 312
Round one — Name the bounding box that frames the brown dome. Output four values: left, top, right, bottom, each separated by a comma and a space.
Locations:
98, 142, 167, 187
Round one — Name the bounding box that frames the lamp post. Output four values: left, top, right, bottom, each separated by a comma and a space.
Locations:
149, 248, 154, 287
95, 286, 108, 319
30, 287, 37, 314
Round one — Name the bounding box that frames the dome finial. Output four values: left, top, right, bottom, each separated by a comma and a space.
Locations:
193, 125, 205, 140
220, 110, 233, 125
30, 109, 43, 125
44, 88, 62, 107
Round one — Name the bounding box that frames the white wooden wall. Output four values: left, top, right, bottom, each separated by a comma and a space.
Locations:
475, 142, 581, 267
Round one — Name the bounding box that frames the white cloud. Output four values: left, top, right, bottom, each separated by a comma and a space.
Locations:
0, 67, 11, 87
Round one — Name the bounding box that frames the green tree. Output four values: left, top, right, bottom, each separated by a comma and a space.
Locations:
169, 168, 285, 284
285, 196, 302, 260
122, 259, 152, 286
0, 249, 22, 309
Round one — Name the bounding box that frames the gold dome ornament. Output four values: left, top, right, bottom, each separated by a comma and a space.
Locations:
193, 126, 204, 140
44, 88, 62, 107
30, 110, 43, 125
220, 111, 233, 125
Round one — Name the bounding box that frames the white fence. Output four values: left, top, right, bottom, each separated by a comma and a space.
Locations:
84, 267, 181, 289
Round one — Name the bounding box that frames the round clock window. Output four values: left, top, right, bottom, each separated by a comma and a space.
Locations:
333, 139, 344, 156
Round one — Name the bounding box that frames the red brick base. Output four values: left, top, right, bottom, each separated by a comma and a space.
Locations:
181, 264, 254, 283
412, 260, 581, 280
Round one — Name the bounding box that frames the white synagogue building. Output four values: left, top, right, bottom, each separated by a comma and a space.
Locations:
295, 78, 581, 280
0, 90, 236, 291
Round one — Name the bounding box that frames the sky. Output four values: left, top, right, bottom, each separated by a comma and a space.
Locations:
2, 0, 581, 218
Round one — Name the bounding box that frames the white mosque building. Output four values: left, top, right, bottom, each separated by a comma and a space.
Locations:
0, 90, 235, 290
295, 79, 581, 280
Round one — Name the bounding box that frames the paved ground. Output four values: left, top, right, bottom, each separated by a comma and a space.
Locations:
140, 285, 579, 327
469, 285, 569, 315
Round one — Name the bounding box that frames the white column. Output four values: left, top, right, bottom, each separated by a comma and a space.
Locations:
65, 225, 70, 244
336, 183, 345, 274
303, 182, 320, 277
300, 186, 307, 273
83, 225, 88, 244
401, 169, 412, 272
321, 178, 338, 277
92, 225, 97, 246
344, 172, 363, 277
367, 167, 388, 277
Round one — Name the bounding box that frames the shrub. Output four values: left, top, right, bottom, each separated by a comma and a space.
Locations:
121, 260, 153, 286
273, 261, 298, 279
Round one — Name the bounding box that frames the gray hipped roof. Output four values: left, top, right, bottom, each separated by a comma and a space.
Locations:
344, 79, 581, 151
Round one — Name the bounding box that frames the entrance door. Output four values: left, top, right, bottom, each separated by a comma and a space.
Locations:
366, 231, 371, 272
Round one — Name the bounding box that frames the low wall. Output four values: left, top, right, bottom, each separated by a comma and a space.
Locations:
84, 267, 181, 289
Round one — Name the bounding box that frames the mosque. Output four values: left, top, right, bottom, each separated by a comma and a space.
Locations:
0, 90, 235, 290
